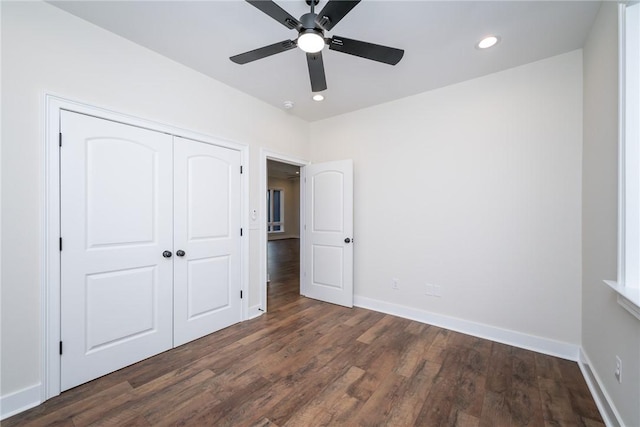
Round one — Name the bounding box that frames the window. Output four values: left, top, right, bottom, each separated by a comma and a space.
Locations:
621, 2, 640, 287
606, 3, 640, 318
267, 188, 285, 233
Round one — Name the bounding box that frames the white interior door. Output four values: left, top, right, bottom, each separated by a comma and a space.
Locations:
303, 160, 354, 307
60, 111, 174, 391
173, 136, 242, 346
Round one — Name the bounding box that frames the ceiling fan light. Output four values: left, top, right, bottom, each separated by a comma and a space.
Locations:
298, 31, 325, 53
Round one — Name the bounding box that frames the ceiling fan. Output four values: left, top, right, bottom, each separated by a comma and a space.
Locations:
230, 0, 404, 93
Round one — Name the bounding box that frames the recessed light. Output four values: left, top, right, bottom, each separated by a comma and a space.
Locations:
283, 101, 294, 109
477, 35, 500, 49
312, 94, 324, 102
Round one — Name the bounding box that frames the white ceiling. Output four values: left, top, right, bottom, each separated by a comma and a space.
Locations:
50, 0, 601, 122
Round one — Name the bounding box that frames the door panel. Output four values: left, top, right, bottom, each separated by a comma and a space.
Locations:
85, 266, 157, 352
312, 245, 344, 289
312, 171, 344, 232
187, 156, 230, 240
60, 111, 173, 391
188, 256, 230, 317
304, 160, 354, 307
85, 139, 157, 247
173, 136, 241, 346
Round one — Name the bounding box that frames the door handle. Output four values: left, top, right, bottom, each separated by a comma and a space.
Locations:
162, 250, 172, 258
176, 250, 186, 257
344, 238, 351, 243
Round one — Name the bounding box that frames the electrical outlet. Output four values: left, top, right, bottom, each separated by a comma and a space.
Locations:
425, 284, 442, 297
433, 285, 442, 297
392, 278, 399, 290
615, 356, 622, 383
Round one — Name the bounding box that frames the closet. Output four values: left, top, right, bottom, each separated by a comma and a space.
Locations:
59, 111, 241, 390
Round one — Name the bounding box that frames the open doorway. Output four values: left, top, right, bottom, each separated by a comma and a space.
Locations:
266, 159, 301, 310
259, 153, 353, 313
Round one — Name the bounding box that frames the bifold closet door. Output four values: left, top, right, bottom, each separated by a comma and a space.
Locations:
173, 136, 242, 346
60, 111, 174, 391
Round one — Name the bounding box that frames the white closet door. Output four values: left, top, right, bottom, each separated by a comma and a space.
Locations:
173, 136, 242, 346
60, 111, 174, 391
303, 160, 354, 307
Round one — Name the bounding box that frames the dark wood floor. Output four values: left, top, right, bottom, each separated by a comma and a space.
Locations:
6, 239, 603, 426
267, 237, 301, 308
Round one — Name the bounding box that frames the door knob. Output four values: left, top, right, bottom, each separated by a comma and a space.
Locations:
176, 250, 186, 257
162, 250, 172, 258
344, 238, 351, 243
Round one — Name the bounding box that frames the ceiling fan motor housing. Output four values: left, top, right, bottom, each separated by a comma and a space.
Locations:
300, 12, 323, 33
298, 12, 326, 53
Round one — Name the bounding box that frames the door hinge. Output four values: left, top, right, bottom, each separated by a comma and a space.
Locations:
240, 290, 243, 299
59, 341, 63, 355
240, 165, 243, 174
59, 133, 62, 147
59, 237, 63, 251
240, 228, 243, 236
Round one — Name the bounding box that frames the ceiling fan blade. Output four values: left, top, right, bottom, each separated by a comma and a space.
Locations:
230, 40, 296, 64
246, 0, 302, 31
328, 36, 404, 65
315, 0, 360, 31
306, 52, 327, 92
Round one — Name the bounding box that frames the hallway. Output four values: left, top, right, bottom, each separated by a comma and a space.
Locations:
267, 238, 300, 309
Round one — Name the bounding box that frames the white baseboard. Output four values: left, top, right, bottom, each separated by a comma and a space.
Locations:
248, 304, 264, 320
354, 295, 579, 361
578, 349, 623, 427
1, 383, 42, 421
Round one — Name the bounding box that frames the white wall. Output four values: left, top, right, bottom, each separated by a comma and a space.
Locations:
0, 1, 308, 399
267, 176, 300, 240
311, 51, 583, 349
582, 3, 640, 426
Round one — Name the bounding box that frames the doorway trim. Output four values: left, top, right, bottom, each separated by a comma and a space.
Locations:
43, 94, 249, 401
259, 149, 309, 314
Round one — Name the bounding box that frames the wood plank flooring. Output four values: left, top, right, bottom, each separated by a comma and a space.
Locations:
5, 239, 603, 426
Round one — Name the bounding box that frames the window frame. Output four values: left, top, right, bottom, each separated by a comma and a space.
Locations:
606, 2, 640, 319
267, 188, 285, 233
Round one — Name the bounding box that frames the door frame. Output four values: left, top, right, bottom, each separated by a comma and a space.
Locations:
42, 94, 249, 400
259, 150, 309, 314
